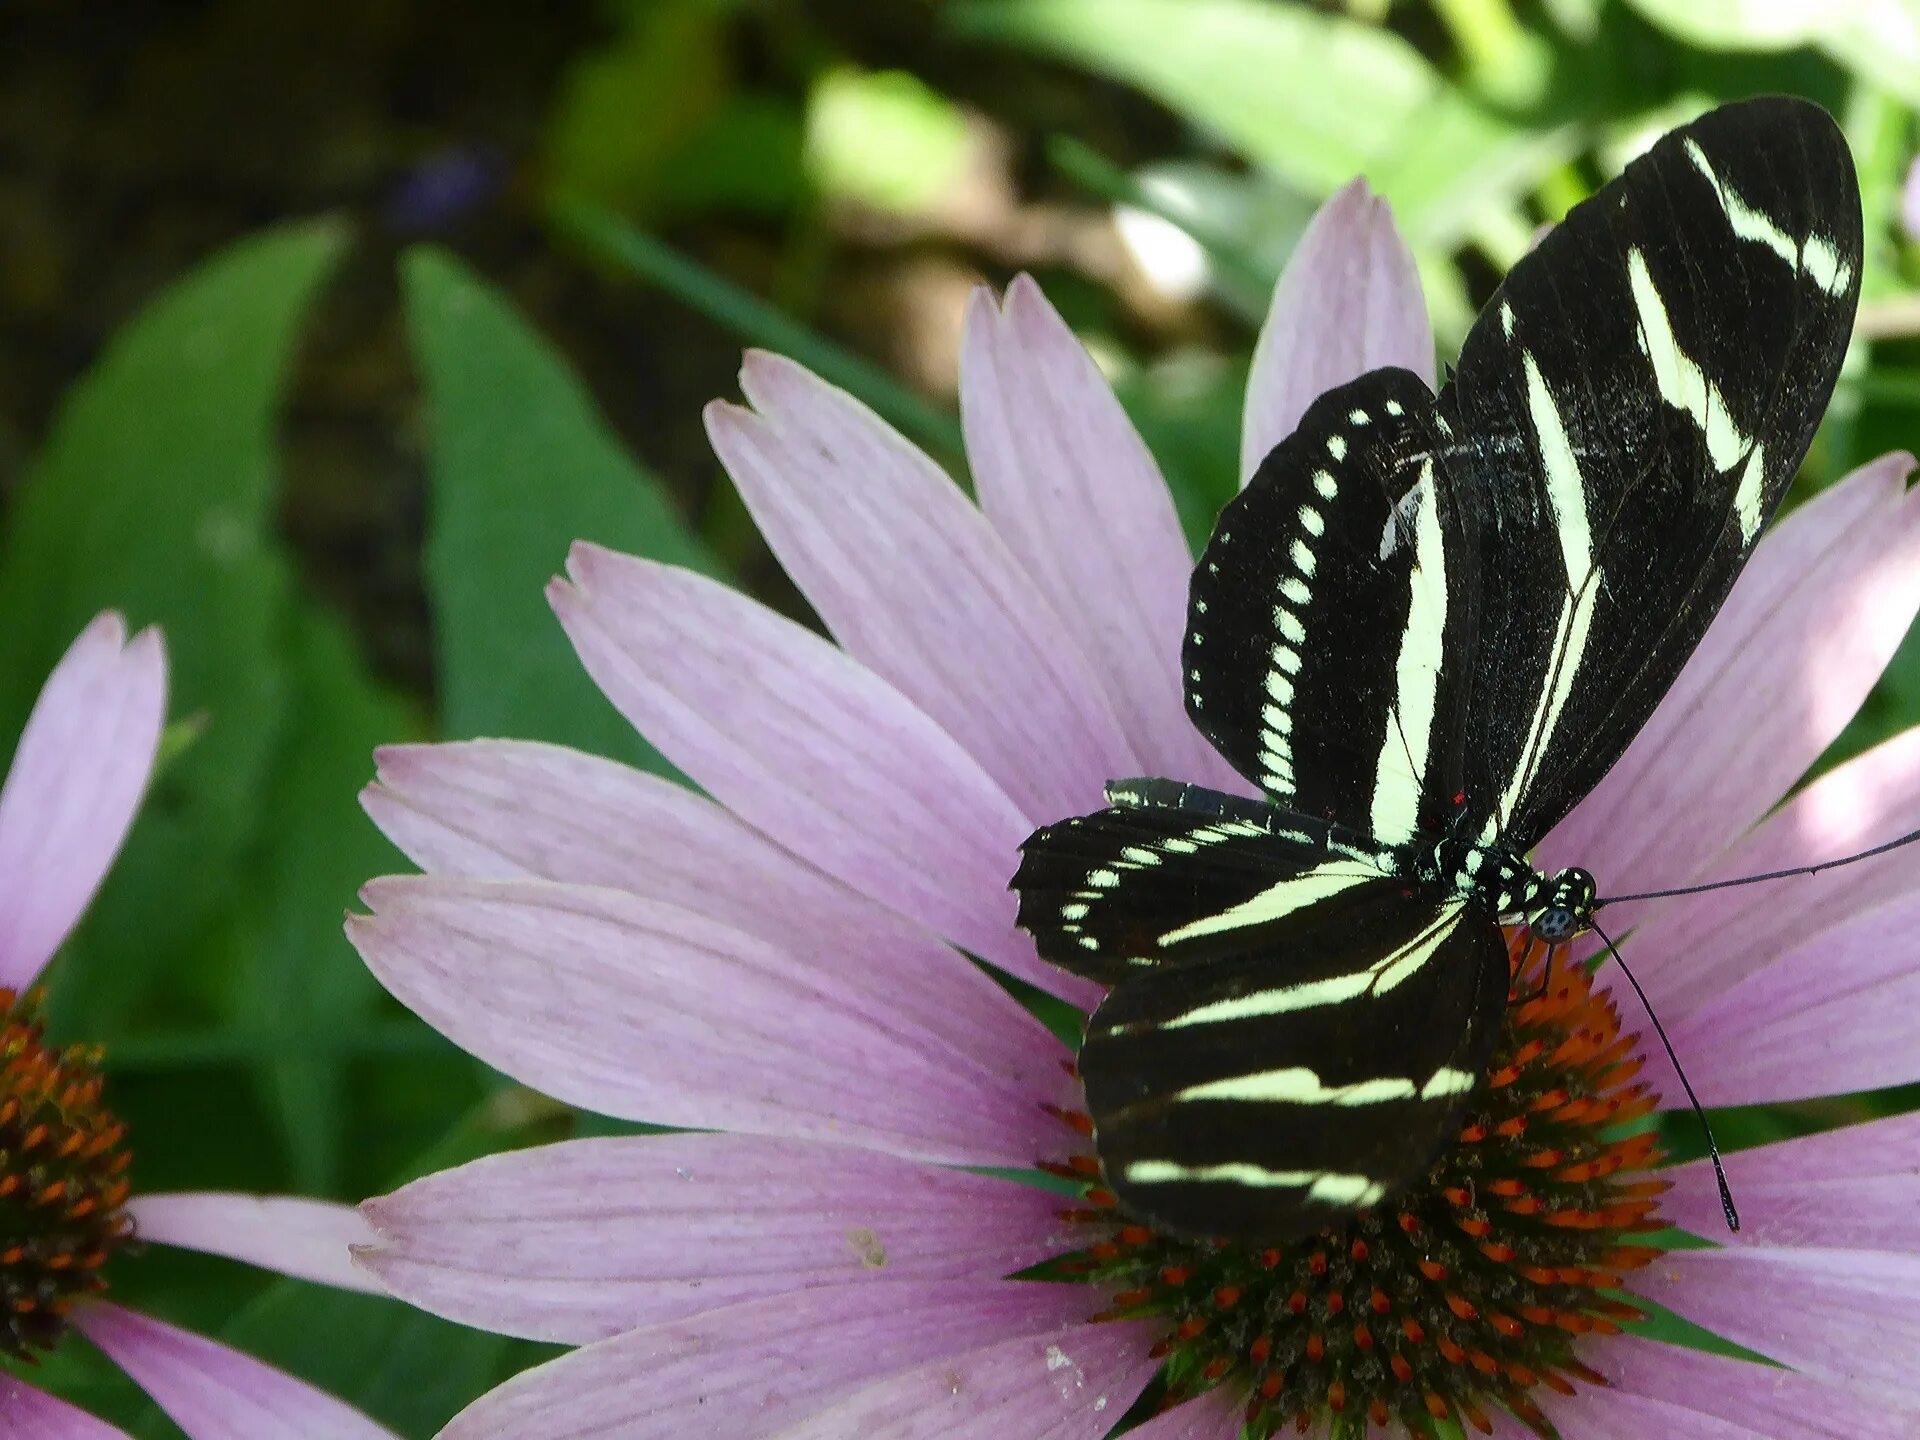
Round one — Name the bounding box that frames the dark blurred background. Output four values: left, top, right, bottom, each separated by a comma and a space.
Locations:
2, 0, 1223, 683
17, 0, 1897, 683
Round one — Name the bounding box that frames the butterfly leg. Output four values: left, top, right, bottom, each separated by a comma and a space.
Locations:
1511, 938, 1559, 1006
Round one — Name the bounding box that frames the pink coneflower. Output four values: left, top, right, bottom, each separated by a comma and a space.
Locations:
349, 183, 1920, 1438
0, 615, 396, 1440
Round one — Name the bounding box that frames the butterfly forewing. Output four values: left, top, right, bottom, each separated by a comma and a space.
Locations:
1184, 368, 1479, 845
1080, 892, 1510, 1242
1441, 96, 1862, 850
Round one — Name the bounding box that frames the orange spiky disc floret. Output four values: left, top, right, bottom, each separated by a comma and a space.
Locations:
1050, 936, 1667, 1439
0, 988, 135, 1359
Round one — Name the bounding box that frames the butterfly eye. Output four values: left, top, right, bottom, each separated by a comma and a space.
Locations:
1529, 868, 1598, 943
1531, 906, 1582, 942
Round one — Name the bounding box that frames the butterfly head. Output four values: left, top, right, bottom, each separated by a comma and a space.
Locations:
1526, 867, 1597, 943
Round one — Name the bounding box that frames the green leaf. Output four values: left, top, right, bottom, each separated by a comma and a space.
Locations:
542, 0, 731, 212
541, 0, 804, 222
953, 0, 1577, 251
805, 67, 972, 216
550, 196, 967, 462
228, 608, 419, 1194
654, 94, 807, 218
0, 220, 347, 1040
404, 246, 720, 765
1620, 0, 1920, 105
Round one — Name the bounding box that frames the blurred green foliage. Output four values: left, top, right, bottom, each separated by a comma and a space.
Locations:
1622, 0, 1920, 105
6, 1, 1920, 1434
956, 0, 1579, 254
805, 67, 973, 215
407, 246, 719, 766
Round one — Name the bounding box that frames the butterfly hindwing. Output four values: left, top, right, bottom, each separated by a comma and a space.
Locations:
1185, 368, 1480, 846
1014, 782, 1404, 986
1440, 95, 1861, 850
1079, 891, 1511, 1242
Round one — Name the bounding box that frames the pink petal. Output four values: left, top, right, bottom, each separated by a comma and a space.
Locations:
1636, 1246, 1920, 1407
1104, 1385, 1243, 1440
437, 1280, 1103, 1440
0, 1377, 132, 1439
550, 544, 1092, 1003
1549, 1396, 1757, 1440
1481, 1412, 1544, 1440
74, 1304, 396, 1440
1576, 1331, 1920, 1437
961, 276, 1235, 789
1241, 179, 1433, 484
350, 876, 1068, 1164
1620, 721, 1920, 1028
1664, 890, 1920, 1106
362, 741, 1069, 1106
129, 1193, 384, 1295
0, 614, 166, 991
358, 1132, 1072, 1344
1661, 1111, 1920, 1249
1541, 454, 1920, 922
777, 1318, 1159, 1440
708, 352, 1135, 824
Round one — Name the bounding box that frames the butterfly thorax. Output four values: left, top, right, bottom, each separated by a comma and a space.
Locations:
1424, 827, 1596, 941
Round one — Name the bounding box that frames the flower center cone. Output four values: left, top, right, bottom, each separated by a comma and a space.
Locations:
1047, 937, 1671, 1438
0, 988, 135, 1359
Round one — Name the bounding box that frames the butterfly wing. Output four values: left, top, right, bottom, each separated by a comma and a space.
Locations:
1184, 367, 1481, 845
1014, 782, 1405, 987
1013, 96, 1860, 1246
1439, 95, 1861, 851
1081, 889, 1510, 1243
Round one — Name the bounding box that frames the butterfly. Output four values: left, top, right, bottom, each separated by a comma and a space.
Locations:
1011, 96, 1863, 1245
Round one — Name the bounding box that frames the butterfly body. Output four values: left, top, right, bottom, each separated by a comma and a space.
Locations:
1013, 97, 1863, 1245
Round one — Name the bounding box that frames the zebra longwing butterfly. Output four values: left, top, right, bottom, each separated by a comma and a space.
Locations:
1012, 96, 1863, 1245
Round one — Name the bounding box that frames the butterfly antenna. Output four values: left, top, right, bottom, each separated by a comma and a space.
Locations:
1588, 918, 1739, 1234
1597, 823, 1920, 907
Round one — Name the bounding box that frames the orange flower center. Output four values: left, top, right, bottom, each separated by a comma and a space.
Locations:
0, 988, 134, 1358
1045, 936, 1669, 1438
